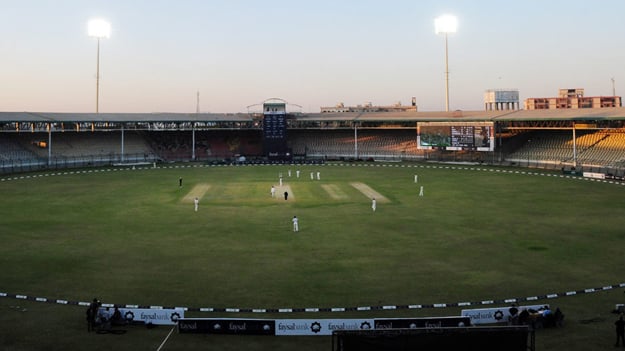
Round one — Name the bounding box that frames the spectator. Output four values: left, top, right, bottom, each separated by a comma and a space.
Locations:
110, 306, 126, 326
615, 315, 625, 347
518, 309, 530, 325
87, 298, 99, 332
508, 305, 519, 325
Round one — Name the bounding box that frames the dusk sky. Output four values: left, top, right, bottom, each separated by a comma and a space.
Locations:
1, 0, 624, 113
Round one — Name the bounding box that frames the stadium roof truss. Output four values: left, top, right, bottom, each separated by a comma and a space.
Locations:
0, 108, 624, 132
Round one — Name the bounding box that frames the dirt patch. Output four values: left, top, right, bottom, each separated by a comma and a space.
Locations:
182, 183, 211, 203
321, 184, 348, 200
350, 182, 389, 203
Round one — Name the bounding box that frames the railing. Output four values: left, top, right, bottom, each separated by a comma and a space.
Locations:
1, 149, 624, 179
504, 157, 625, 177
0, 153, 159, 175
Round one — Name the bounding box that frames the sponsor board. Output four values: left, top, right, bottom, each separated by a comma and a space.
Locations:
175, 316, 480, 336
374, 316, 471, 329
178, 318, 275, 335
583, 172, 606, 179
272, 319, 374, 336
100, 307, 183, 325
461, 304, 547, 325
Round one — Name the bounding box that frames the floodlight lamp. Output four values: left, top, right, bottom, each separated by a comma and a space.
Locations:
88, 19, 111, 39
435, 15, 457, 34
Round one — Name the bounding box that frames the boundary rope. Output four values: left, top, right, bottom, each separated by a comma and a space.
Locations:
1, 283, 624, 313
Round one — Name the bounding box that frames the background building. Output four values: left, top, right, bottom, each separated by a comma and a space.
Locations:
321, 98, 417, 113
525, 88, 621, 110
484, 89, 520, 111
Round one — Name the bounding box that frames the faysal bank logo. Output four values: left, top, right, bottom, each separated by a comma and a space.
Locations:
310, 322, 322, 333
309, 321, 372, 334
494, 310, 504, 321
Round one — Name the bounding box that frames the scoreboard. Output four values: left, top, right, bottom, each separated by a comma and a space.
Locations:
263, 114, 286, 140
263, 114, 289, 158
417, 122, 494, 151
450, 126, 475, 148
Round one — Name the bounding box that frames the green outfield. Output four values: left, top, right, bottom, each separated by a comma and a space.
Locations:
1, 162, 624, 351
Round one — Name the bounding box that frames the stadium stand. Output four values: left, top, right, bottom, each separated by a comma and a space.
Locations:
289, 129, 422, 160
1, 110, 624, 176
0, 131, 158, 172
505, 130, 625, 170
0, 136, 40, 162
146, 130, 263, 161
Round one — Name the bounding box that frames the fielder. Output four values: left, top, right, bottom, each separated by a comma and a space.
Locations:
292, 215, 299, 232
271, 185, 276, 198
194, 197, 199, 212
419, 185, 424, 197
372, 198, 377, 212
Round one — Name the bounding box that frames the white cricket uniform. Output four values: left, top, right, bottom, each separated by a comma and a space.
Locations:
292, 216, 299, 232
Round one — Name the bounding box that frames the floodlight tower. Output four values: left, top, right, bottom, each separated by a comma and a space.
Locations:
88, 19, 111, 113
435, 15, 457, 112
612, 77, 616, 97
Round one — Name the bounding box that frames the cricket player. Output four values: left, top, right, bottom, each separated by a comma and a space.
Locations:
271, 185, 276, 198
194, 197, 199, 212
372, 198, 376, 211
292, 215, 299, 232
419, 186, 424, 197
316, 171, 320, 180
296, 170, 300, 178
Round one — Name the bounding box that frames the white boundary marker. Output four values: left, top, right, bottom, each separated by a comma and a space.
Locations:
156, 325, 177, 351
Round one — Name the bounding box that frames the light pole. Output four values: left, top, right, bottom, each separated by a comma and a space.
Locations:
88, 19, 111, 114
435, 15, 457, 112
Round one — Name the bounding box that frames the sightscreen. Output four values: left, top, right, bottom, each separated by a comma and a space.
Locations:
417, 121, 494, 151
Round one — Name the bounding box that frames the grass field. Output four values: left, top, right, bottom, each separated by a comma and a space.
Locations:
1, 161, 624, 350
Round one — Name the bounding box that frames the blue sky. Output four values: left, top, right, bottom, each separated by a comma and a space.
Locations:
1, 0, 624, 113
